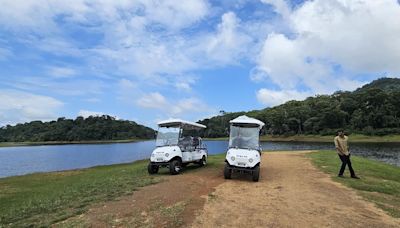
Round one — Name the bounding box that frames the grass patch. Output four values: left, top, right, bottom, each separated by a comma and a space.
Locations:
0, 159, 161, 227
308, 150, 400, 217
160, 201, 186, 227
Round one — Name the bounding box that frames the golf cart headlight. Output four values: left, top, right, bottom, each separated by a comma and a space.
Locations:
249, 158, 253, 163
165, 153, 169, 157
231, 156, 235, 161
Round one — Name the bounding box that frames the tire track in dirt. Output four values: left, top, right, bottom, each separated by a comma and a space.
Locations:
192, 151, 400, 228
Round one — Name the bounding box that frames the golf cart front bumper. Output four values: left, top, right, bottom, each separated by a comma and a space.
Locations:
149, 161, 170, 167
225, 162, 259, 174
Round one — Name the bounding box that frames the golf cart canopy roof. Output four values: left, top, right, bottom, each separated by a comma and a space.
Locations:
229, 115, 265, 129
157, 119, 206, 130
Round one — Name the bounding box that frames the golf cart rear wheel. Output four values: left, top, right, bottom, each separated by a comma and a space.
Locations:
169, 159, 181, 175
199, 156, 207, 167
252, 165, 260, 182
147, 163, 159, 174
224, 163, 231, 179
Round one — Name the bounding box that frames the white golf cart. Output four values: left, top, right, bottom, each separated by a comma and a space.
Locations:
224, 115, 265, 182
148, 119, 208, 175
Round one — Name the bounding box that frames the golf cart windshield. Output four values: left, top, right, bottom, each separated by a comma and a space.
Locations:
229, 126, 260, 150
156, 127, 180, 147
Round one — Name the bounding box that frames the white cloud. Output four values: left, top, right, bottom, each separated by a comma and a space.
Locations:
261, 0, 291, 19
256, 88, 312, 106
78, 110, 120, 119
175, 82, 192, 91
0, 0, 254, 90
202, 11, 253, 65
0, 0, 209, 31
257, 0, 400, 95
0, 90, 63, 126
135, 91, 214, 120
47, 66, 76, 78
8, 77, 106, 96
78, 110, 104, 118
136, 92, 168, 109
171, 98, 211, 115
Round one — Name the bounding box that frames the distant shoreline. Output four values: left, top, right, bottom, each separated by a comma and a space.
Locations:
206, 134, 400, 143
0, 139, 151, 147
2, 134, 400, 148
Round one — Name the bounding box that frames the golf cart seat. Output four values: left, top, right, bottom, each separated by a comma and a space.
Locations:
180, 136, 193, 151
193, 137, 200, 148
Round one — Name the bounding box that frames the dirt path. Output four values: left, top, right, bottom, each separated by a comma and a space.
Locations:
192, 151, 400, 228
58, 152, 399, 227
56, 165, 224, 227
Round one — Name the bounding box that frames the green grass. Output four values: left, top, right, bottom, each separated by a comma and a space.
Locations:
0, 153, 226, 227
0, 160, 161, 227
308, 150, 400, 218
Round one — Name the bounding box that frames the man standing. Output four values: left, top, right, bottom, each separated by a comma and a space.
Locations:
334, 130, 360, 179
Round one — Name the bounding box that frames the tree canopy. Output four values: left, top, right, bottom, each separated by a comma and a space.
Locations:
198, 78, 400, 137
0, 115, 155, 142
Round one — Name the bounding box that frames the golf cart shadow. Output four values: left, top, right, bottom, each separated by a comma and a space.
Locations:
228, 171, 262, 182
152, 163, 206, 175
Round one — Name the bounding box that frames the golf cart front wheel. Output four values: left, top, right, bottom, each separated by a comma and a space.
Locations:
252, 165, 260, 182
148, 163, 159, 174
169, 159, 181, 175
224, 163, 231, 179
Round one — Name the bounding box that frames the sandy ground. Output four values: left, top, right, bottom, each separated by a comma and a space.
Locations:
57, 151, 400, 227
192, 151, 400, 228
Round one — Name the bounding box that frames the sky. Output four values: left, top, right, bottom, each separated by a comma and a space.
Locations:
1, 0, 400, 128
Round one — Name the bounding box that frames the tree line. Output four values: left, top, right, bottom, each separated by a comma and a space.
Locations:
198, 78, 400, 137
0, 115, 155, 142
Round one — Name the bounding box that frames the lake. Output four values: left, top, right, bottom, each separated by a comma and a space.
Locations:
0, 140, 399, 178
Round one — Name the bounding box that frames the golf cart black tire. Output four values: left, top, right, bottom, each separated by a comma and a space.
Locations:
224, 163, 232, 179
147, 163, 159, 174
198, 156, 207, 167
252, 165, 260, 182
169, 159, 181, 175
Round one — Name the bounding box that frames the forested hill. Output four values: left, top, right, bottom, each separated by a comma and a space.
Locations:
0, 115, 155, 142
198, 77, 400, 137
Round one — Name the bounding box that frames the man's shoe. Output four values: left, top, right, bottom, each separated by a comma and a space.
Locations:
338, 175, 344, 178
351, 176, 360, 179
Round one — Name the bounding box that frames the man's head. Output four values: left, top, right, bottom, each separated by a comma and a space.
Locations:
337, 129, 345, 137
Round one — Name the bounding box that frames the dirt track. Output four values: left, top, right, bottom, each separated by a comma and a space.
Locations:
59, 151, 400, 227
193, 152, 400, 228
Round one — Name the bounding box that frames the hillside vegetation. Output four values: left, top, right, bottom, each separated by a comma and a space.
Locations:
199, 78, 400, 137
0, 115, 155, 142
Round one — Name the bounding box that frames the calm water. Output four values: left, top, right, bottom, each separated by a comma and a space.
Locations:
0, 140, 399, 178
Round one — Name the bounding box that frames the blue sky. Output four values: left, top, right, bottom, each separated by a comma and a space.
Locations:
1, 0, 399, 128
